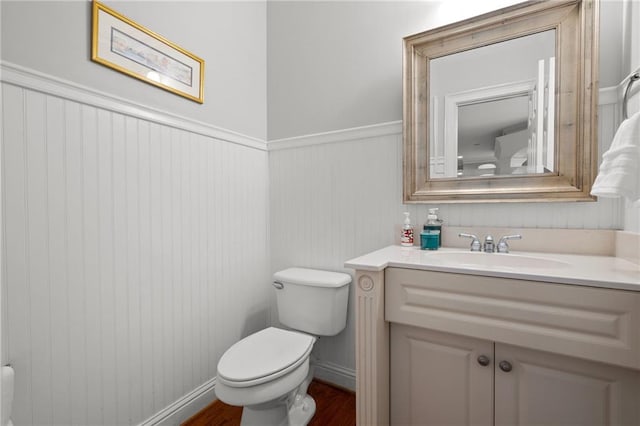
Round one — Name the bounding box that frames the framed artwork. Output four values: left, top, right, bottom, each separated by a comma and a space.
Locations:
91, 1, 205, 103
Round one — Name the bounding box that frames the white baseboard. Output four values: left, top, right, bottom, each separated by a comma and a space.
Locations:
314, 361, 356, 392
137, 362, 354, 426
138, 378, 217, 426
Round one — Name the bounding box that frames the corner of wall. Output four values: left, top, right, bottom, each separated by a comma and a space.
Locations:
615, 229, 640, 264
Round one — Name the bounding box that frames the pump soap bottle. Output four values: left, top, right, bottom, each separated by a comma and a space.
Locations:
400, 212, 414, 247
421, 208, 443, 249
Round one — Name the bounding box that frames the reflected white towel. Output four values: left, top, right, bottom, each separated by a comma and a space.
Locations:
591, 111, 640, 202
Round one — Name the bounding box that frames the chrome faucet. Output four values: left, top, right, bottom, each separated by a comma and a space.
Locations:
459, 233, 523, 253
458, 233, 481, 251
483, 235, 495, 253
497, 234, 522, 253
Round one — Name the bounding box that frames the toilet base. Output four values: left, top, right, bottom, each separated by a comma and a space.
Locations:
240, 393, 316, 426
288, 394, 316, 425
240, 399, 289, 426
239, 365, 316, 426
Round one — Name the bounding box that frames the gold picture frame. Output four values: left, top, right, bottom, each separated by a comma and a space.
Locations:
91, 1, 205, 104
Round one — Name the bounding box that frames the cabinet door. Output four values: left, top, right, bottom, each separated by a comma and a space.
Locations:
495, 343, 640, 426
390, 324, 494, 426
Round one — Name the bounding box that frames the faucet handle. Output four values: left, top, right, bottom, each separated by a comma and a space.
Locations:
458, 233, 481, 251
483, 235, 495, 253
497, 234, 522, 253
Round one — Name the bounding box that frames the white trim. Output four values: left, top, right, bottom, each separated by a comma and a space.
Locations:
546, 57, 556, 172
443, 80, 536, 177
2, 61, 619, 154
598, 82, 636, 107
1, 61, 621, 154
313, 361, 356, 392
0, 61, 267, 151
266, 86, 617, 154
134, 363, 355, 426
138, 377, 216, 426
599, 86, 618, 105
267, 121, 402, 151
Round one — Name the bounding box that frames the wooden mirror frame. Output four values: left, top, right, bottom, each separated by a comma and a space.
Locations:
403, 0, 599, 203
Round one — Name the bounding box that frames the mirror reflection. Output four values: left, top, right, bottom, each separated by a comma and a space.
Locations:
429, 30, 556, 179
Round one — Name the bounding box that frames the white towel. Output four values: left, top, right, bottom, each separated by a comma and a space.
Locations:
591, 111, 640, 202
1, 366, 14, 426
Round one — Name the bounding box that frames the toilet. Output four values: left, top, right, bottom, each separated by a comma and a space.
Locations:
215, 267, 351, 426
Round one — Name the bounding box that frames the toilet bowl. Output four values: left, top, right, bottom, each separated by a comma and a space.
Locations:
215, 268, 351, 426
216, 327, 317, 425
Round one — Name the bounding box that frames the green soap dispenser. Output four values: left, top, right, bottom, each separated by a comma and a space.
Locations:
423, 208, 443, 248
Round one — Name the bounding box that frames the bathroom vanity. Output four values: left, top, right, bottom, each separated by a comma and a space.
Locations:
345, 246, 640, 425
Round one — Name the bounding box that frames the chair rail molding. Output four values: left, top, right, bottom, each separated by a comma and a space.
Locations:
0, 61, 267, 151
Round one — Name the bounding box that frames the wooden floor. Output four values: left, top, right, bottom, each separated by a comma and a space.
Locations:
182, 380, 356, 426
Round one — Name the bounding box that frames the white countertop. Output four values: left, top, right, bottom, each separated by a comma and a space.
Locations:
344, 245, 640, 292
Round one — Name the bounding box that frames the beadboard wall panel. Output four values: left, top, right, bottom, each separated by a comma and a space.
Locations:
269, 133, 402, 383
2, 62, 634, 424
1, 80, 271, 426
268, 101, 625, 383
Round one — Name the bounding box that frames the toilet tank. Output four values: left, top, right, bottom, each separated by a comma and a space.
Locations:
273, 268, 351, 336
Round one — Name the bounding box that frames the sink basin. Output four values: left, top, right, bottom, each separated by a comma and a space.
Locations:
426, 251, 570, 269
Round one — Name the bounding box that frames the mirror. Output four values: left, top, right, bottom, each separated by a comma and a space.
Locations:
458, 95, 532, 177
430, 30, 556, 178
403, 0, 599, 203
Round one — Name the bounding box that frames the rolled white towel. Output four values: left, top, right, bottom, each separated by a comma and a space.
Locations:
591, 111, 640, 202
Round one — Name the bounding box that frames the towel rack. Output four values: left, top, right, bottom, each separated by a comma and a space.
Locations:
622, 70, 640, 120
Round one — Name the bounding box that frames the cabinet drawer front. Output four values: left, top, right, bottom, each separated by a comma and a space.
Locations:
385, 268, 640, 370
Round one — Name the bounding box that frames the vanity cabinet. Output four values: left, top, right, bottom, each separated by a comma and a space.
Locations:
391, 324, 640, 425
386, 267, 640, 426
494, 342, 640, 426
390, 325, 493, 425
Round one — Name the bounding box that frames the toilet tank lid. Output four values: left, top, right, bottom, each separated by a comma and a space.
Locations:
273, 268, 351, 288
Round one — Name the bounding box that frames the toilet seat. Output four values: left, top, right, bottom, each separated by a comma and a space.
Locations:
217, 327, 315, 388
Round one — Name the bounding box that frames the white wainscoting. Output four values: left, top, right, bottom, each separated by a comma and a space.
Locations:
1, 59, 632, 423
268, 94, 625, 387
1, 64, 271, 426
269, 131, 403, 390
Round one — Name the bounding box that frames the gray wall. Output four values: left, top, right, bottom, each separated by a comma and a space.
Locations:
1, 1, 270, 425
267, 1, 436, 140
267, 0, 625, 140
1, 1, 636, 424
1, 0, 267, 140
601, 0, 625, 87
267, 0, 634, 386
